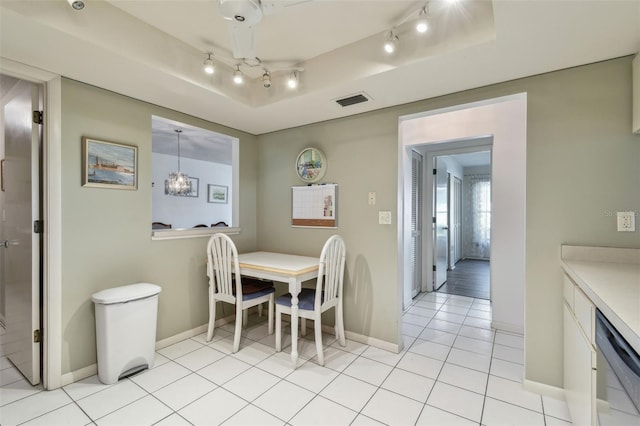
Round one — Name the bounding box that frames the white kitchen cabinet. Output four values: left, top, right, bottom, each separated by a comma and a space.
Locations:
564, 275, 596, 426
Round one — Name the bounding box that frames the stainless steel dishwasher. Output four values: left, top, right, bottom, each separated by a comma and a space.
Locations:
595, 309, 640, 425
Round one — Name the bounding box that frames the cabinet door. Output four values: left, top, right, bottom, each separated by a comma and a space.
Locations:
564, 303, 596, 426
563, 275, 574, 310
574, 287, 595, 343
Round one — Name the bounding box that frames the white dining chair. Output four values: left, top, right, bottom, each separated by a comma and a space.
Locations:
206, 233, 275, 352
275, 235, 347, 365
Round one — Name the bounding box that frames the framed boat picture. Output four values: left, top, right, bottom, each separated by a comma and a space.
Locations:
82, 137, 138, 190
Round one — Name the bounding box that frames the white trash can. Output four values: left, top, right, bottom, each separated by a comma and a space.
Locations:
91, 283, 161, 385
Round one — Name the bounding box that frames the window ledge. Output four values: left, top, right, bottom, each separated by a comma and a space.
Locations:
151, 227, 241, 241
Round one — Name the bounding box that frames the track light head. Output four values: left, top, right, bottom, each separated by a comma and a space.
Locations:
203, 53, 215, 75
262, 71, 272, 88
233, 66, 243, 84
67, 0, 85, 10
416, 7, 428, 33
384, 31, 399, 54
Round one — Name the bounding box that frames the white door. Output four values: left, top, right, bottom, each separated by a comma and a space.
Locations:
450, 176, 462, 267
433, 158, 448, 290
410, 151, 422, 297
2, 79, 42, 385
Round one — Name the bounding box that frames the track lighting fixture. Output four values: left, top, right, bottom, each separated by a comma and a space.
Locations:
203, 53, 215, 75
262, 71, 272, 88
233, 66, 243, 84
66, 0, 85, 10
416, 7, 428, 33
382, 2, 431, 54
384, 31, 399, 54
287, 71, 299, 89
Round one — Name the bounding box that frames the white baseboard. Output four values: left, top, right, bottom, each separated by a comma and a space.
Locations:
318, 323, 400, 353
523, 378, 566, 400
62, 314, 399, 387
61, 317, 234, 387
345, 330, 400, 353
155, 324, 208, 350
61, 364, 97, 387
491, 320, 524, 335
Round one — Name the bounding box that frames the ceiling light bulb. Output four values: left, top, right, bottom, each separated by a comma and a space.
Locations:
203, 53, 215, 75
67, 0, 85, 10
416, 19, 428, 33
287, 71, 298, 89
233, 66, 243, 84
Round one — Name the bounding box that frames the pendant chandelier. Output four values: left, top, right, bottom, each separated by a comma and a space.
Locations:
166, 129, 191, 196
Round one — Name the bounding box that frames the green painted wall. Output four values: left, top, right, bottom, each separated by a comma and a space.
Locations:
60, 56, 640, 388
256, 56, 640, 387
60, 79, 259, 374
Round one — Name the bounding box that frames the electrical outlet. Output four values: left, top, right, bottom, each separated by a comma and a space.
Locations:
379, 211, 392, 225
617, 211, 636, 232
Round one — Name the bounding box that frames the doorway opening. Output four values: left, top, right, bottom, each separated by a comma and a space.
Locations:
432, 150, 492, 300
398, 93, 527, 340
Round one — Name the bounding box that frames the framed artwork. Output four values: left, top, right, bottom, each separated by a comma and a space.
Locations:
165, 177, 199, 197
208, 184, 228, 203
82, 137, 137, 190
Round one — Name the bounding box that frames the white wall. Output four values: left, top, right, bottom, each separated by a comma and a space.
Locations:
152, 153, 232, 228
440, 156, 464, 180
400, 94, 527, 333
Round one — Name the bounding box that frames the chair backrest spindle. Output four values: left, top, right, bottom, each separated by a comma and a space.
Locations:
315, 235, 346, 310
207, 233, 242, 301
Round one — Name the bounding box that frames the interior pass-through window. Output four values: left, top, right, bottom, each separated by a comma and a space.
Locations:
151, 115, 238, 238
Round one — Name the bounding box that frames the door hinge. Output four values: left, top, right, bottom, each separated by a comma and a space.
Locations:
433, 168, 437, 175
33, 110, 43, 125
433, 265, 436, 271
33, 329, 42, 343
33, 220, 44, 234
432, 217, 436, 224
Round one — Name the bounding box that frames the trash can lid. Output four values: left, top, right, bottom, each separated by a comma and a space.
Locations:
91, 283, 161, 304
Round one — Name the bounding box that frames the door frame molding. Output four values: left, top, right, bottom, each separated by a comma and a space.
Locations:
1, 58, 63, 389
398, 93, 527, 347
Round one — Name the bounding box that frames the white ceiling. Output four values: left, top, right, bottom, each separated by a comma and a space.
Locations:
1, 1, 639, 135
151, 116, 234, 165
445, 151, 491, 168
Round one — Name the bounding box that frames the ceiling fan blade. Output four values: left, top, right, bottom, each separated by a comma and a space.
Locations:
229, 24, 256, 59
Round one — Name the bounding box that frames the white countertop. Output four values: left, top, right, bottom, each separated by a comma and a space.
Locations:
561, 245, 640, 353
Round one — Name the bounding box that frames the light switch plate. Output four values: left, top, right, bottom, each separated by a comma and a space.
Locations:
368, 192, 376, 205
379, 211, 392, 225
617, 211, 636, 232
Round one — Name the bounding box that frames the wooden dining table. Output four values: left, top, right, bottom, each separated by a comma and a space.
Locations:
236, 251, 320, 367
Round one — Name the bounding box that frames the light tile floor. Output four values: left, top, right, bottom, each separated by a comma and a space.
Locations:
0, 292, 573, 425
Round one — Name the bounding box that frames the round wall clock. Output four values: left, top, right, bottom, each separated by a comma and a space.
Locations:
295, 147, 327, 183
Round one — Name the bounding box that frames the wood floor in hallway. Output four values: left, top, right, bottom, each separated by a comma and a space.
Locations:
436, 259, 490, 300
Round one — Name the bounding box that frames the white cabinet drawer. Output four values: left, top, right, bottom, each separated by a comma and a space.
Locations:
563, 275, 574, 310
574, 287, 595, 344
